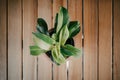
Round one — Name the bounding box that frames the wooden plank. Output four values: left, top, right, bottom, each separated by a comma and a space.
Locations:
23, 0, 37, 80
8, 0, 22, 80
53, 0, 67, 80
99, 0, 112, 80
114, 0, 120, 80
0, 0, 7, 80
84, 0, 98, 80
53, 64, 67, 80
38, 0, 52, 80
68, 0, 83, 80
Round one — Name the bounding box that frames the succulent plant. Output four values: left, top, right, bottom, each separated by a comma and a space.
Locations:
30, 7, 81, 65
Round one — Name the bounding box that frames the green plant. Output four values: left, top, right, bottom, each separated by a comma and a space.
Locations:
30, 7, 81, 65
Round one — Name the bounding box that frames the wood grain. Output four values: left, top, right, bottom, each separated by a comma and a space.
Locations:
8, 0, 22, 80
68, 0, 83, 80
53, 0, 67, 80
0, 0, 7, 80
84, 0, 98, 80
0, 1, 119, 80
38, 0, 52, 80
99, 0, 112, 80
114, 0, 120, 80
23, 0, 37, 80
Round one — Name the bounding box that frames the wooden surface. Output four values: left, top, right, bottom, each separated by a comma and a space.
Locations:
0, 0, 120, 80
114, 0, 120, 80
0, 0, 7, 80
8, 0, 22, 80
68, 0, 83, 80
23, 0, 37, 80
38, 0, 52, 80
84, 0, 98, 80
53, 0, 67, 80
99, 0, 112, 80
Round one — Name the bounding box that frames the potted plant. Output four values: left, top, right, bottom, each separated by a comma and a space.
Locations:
30, 7, 81, 65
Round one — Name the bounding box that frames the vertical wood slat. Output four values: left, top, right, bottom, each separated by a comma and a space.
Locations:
0, 0, 7, 80
68, 0, 83, 80
23, 0, 37, 80
38, 0, 52, 80
52, 0, 67, 80
8, 0, 22, 80
84, 0, 98, 80
99, 0, 112, 80
114, 0, 120, 80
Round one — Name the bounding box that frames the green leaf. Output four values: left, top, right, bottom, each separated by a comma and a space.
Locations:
30, 45, 46, 56
56, 7, 63, 33
37, 18, 49, 35
68, 21, 80, 38
61, 47, 73, 57
61, 44, 81, 57
51, 33, 56, 40
59, 24, 69, 46
32, 32, 56, 50
54, 13, 58, 33
62, 7, 69, 26
56, 7, 69, 33
51, 43, 66, 65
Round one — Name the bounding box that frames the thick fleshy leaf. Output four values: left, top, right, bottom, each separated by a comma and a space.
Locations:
51, 43, 66, 65
56, 7, 63, 33
37, 18, 49, 35
59, 24, 69, 46
30, 45, 46, 56
68, 21, 80, 38
62, 7, 69, 26
56, 7, 69, 33
32, 32, 56, 50
54, 13, 58, 33
61, 44, 81, 57
51, 33, 56, 40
